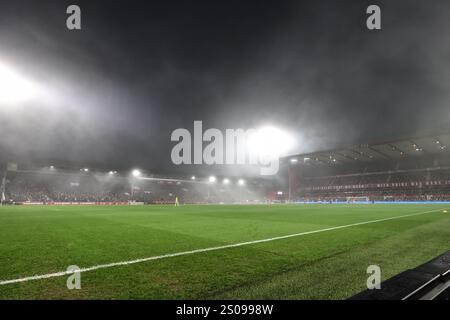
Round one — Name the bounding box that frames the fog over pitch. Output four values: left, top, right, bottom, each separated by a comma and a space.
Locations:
0, 0, 449, 175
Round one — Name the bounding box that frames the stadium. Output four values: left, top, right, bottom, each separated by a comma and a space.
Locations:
1, 132, 450, 300
1, 0, 450, 305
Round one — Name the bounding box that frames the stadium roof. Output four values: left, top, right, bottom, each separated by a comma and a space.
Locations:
284, 133, 450, 166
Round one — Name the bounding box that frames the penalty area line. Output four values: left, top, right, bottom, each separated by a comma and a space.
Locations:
0, 208, 440, 286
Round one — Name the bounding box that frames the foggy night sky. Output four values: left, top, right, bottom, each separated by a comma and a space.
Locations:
1, 0, 450, 175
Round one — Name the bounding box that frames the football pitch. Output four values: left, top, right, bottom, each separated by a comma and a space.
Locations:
0, 204, 449, 300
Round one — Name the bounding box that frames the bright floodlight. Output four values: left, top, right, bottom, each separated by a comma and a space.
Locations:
247, 126, 295, 158
223, 178, 230, 185
191, 176, 196, 180
0, 62, 40, 105
277, 191, 283, 195
132, 169, 142, 177
109, 171, 116, 175
238, 179, 245, 186
209, 176, 216, 183
290, 158, 298, 163
83, 168, 89, 172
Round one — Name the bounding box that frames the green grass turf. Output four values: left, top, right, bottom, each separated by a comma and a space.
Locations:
0, 204, 449, 299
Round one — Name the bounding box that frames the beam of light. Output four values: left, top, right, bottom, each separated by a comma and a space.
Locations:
247, 126, 295, 159
0, 62, 41, 105
238, 179, 245, 186
223, 178, 230, 185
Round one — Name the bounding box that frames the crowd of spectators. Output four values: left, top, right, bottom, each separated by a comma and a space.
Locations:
296, 168, 450, 202
3, 171, 267, 204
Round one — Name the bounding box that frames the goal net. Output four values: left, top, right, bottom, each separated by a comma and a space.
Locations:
346, 196, 370, 203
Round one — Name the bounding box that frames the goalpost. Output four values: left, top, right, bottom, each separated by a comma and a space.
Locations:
346, 196, 370, 203
0, 172, 6, 206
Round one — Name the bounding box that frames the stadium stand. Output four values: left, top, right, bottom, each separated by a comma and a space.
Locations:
1, 166, 277, 205
5, 134, 450, 205
284, 133, 450, 202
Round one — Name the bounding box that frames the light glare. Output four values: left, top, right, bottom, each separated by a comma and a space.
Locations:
132, 169, 141, 177
0, 62, 40, 105
247, 126, 295, 159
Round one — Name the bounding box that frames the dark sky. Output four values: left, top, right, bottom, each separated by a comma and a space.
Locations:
1, 0, 450, 175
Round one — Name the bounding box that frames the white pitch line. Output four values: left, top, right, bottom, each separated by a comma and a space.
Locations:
0, 208, 440, 286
